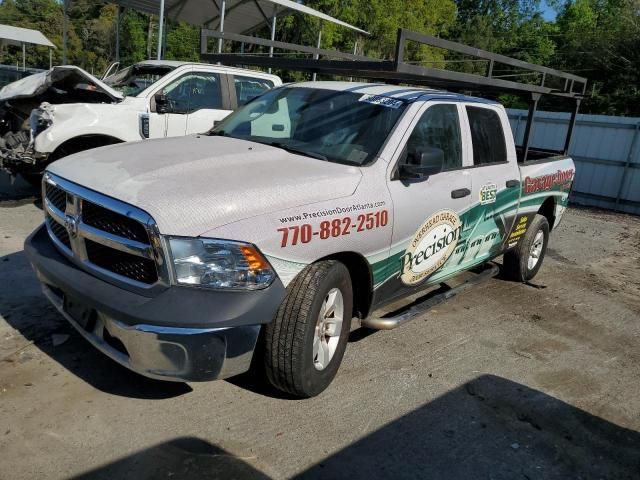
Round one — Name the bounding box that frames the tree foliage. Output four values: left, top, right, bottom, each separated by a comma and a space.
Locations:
0, 0, 637, 115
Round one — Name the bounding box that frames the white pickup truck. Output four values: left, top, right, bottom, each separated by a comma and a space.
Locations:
25, 82, 575, 397
0, 60, 281, 183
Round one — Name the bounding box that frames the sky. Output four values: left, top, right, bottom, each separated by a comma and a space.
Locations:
541, 0, 558, 21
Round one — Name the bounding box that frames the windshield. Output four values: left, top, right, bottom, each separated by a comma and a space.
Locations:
104, 64, 175, 97
210, 87, 408, 166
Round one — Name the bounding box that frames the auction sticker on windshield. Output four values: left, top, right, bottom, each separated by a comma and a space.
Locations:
358, 94, 404, 109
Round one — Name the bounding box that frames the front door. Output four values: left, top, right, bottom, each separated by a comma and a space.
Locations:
379, 102, 474, 303
147, 70, 194, 137
148, 70, 231, 138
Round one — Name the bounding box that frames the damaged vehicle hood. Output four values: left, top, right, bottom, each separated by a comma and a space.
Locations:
0, 66, 123, 103
47, 135, 363, 236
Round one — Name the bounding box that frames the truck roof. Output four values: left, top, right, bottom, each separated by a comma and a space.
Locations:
290, 81, 499, 105
134, 59, 281, 80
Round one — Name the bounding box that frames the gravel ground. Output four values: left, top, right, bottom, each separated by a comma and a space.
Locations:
0, 183, 639, 480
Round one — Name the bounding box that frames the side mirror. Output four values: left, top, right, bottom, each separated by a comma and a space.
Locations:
155, 93, 169, 114
398, 146, 444, 180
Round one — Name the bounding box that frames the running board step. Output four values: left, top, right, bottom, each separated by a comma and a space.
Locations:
361, 263, 500, 330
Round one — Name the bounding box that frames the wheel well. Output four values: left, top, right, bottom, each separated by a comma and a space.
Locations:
538, 197, 556, 230
320, 252, 373, 320
50, 135, 123, 161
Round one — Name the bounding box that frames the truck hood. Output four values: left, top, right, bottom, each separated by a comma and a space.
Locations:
47, 136, 363, 236
0, 66, 123, 103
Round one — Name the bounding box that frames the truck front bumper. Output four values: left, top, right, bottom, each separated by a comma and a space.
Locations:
24, 225, 286, 382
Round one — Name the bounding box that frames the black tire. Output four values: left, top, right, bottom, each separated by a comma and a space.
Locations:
20, 172, 44, 189
264, 260, 353, 398
503, 213, 550, 282
18, 142, 79, 189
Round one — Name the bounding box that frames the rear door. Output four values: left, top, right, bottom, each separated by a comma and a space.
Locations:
184, 71, 232, 134
381, 101, 474, 301
462, 103, 521, 260
230, 74, 276, 108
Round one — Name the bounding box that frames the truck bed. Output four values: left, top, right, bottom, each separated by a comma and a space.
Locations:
516, 146, 570, 164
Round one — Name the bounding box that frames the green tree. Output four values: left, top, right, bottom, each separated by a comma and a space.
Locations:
553, 0, 640, 115
119, 8, 146, 64
165, 21, 200, 62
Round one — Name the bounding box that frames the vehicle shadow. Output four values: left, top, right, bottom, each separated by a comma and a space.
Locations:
0, 249, 191, 399
70, 437, 270, 480
297, 374, 640, 479
70, 375, 640, 479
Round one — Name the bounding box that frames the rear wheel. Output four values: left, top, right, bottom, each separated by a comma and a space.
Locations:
503, 213, 550, 282
264, 260, 352, 398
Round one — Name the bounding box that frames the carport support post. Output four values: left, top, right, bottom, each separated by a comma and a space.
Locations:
268, 15, 276, 74
521, 92, 541, 162
22, 42, 25, 71
62, 0, 67, 64
49, 48, 52, 69
157, 0, 165, 60
349, 40, 357, 82
115, 6, 121, 63
217, 0, 226, 54
312, 26, 322, 81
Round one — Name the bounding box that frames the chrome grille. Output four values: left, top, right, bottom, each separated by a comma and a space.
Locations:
47, 214, 71, 250
83, 201, 150, 243
43, 173, 168, 291
45, 183, 67, 212
85, 239, 158, 284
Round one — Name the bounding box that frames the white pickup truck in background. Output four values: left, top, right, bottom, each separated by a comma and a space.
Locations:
0, 60, 281, 184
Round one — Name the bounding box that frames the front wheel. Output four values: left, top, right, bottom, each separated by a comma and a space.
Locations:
21, 172, 45, 188
264, 260, 353, 398
503, 213, 550, 282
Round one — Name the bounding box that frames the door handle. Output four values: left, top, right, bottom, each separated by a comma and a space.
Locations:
506, 179, 520, 188
451, 188, 471, 199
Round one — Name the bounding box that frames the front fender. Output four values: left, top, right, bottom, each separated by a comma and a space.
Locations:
198, 167, 393, 288
33, 103, 142, 154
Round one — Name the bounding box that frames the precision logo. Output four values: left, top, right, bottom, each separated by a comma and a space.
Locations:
400, 210, 462, 285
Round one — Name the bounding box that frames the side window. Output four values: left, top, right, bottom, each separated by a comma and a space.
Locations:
234, 76, 274, 106
400, 104, 462, 170
161, 72, 222, 114
466, 106, 507, 165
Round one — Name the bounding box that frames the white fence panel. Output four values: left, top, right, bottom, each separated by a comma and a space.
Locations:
508, 109, 640, 215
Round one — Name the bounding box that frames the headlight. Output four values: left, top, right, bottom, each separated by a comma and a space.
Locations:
167, 237, 275, 290
29, 107, 52, 137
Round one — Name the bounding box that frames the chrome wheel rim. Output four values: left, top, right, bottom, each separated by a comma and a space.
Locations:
528, 230, 545, 270
313, 288, 344, 371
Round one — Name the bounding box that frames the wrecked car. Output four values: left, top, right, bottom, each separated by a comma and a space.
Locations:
0, 61, 281, 185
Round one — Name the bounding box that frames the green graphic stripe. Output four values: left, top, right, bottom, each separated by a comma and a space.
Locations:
370, 186, 568, 287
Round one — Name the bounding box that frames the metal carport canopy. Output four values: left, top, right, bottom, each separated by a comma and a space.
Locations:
0, 24, 56, 48
0, 24, 56, 70
112, 0, 369, 34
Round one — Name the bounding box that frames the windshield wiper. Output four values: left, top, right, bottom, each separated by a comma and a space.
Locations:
268, 142, 328, 161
